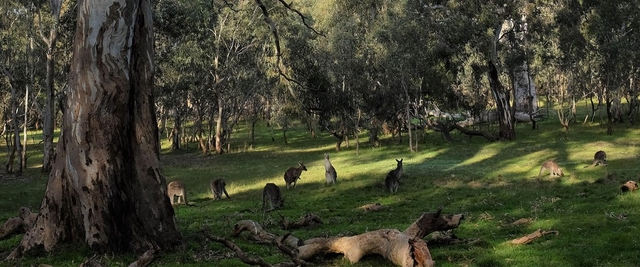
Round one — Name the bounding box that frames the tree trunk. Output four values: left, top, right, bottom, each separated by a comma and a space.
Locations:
41, 3, 61, 173
215, 93, 224, 154
9, 71, 22, 175
8, 0, 182, 258
170, 112, 181, 151
488, 61, 516, 140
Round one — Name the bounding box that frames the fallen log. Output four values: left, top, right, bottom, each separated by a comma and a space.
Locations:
298, 229, 435, 267
511, 229, 559, 245
297, 208, 464, 267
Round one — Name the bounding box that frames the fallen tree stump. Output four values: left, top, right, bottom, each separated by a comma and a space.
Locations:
278, 213, 322, 230
511, 229, 559, 245
0, 207, 37, 240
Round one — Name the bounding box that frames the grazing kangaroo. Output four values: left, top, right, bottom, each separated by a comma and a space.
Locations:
284, 162, 307, 189
167, 180, 189, 205
538, 160, 564, 177
262, 183, 284, 211
211, 178, 230, 200
385, 159, 403, 193
584, 150, 607, 168
324, 153, 337, 185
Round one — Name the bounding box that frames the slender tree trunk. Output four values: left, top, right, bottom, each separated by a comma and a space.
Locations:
11, 76, 22, 176
22, 75, 29, 172
170, 111, 181, 151
488, 61, 516, 140
215, 93, 224, 154
9, 0, 181, 258
41, 3, 62, 173
194, 106, 207, 154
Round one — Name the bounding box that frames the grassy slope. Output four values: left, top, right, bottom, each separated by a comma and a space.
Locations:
1, 116, 640, 267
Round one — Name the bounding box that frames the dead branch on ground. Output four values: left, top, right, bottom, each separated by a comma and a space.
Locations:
510, 229, 559, 245
231, 219, 301, 248
357, 203, 389, 213
204, 231, 308, 267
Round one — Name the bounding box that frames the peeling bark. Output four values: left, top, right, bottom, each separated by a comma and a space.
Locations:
8, 0, 181, 259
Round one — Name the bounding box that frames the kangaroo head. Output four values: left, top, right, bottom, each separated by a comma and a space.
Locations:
396, 159, 403, 168
298, 162, 307, 171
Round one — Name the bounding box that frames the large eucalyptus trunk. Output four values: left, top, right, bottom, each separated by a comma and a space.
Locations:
513, 63, 538, 114
8, 0, 182, 258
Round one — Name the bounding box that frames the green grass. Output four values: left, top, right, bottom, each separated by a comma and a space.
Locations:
1, 117, 640, 267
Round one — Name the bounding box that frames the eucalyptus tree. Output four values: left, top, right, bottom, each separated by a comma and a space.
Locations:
155, 0, 213, 151
34, 0, 68, 172
1, 0, 32, 175
577, 0, 640, 133
208, 2, 274, 154
9, 0, 182, 258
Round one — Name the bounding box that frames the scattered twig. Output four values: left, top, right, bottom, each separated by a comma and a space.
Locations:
511, 229, 559, 245
204, 231, 272, 267
357, 203, 388, 213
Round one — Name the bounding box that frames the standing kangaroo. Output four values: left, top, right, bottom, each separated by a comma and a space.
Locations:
584, 150, 607, 168
324, 153, 337, 185
262, 183, 284, 211
385, 159, 403, 193
284, 162, 307, 189
211, 178, 230, 200
167, 180, 189, 205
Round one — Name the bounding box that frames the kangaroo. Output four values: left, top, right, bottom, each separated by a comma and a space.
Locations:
167, 180, 189, 205
211, 178, 230, 200
384, 159, 403, 193
324, 153, 337, 185
584, 150, 607, 168
262, 183, 284, 211
284, 162, 307, 189
538, 160, 564, 177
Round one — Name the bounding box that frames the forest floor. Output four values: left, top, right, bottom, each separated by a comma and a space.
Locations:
1, 117, 639, 266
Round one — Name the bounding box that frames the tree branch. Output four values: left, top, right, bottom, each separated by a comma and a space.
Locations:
276, 0, 324, 36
